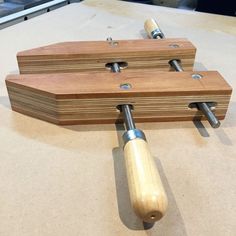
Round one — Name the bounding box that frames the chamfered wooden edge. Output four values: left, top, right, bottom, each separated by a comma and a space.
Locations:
17, 38, 196, 56
5, 70, 232, 97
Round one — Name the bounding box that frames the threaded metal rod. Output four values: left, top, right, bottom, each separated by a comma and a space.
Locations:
111, 62, 121, 73
107, 43, 136, 131
170, 59, 220, 128
121, 104, 136, 131
197, 103, 221, 128
171, 58, 220, 128
169, 59, 184, 72
147, 22, 220, 128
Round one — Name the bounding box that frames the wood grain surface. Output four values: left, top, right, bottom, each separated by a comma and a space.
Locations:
124, 138, 168, 223
6, 70, 232, 125
17, 39, 196, 74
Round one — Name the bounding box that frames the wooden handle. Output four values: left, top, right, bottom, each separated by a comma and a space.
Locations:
124, 138, 168, 223
144, 18, 160, 38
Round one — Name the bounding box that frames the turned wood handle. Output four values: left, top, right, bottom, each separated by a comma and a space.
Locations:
124, 138, 168, 223
144, 18, 161, 38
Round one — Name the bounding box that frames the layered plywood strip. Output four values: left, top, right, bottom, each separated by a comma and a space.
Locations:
6, 71, 232, 125
17, 38, 196, 74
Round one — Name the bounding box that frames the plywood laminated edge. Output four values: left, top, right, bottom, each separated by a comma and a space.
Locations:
5, 70, 232, 125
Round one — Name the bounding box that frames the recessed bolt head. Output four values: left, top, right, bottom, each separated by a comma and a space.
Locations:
192, 73, 203, 79
120, 83, 132, 90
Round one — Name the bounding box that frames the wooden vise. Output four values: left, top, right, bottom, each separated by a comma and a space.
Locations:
5, 19, 232, 223
6, 38, 231, 125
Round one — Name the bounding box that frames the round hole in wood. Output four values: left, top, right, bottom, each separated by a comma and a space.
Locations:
169, 44, 180, 48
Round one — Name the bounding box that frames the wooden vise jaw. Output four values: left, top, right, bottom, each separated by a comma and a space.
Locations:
16, 38, 196, 73
6, 39, 232, 125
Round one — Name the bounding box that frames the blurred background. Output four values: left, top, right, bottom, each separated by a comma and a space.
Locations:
0, 0, 235, 19
125, 0, 236, 16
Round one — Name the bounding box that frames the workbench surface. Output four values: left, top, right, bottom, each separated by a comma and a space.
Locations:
0, 0, 236, 235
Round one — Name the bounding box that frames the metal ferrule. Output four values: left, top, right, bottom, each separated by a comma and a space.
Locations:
123, 129, 146, 146
151, 29, 164, 39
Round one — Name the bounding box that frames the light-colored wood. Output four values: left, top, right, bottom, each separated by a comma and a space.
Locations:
124, 138, 168, 222
144, 19, 161, 38
17, 39, 196, 74
5, 70, 232, 125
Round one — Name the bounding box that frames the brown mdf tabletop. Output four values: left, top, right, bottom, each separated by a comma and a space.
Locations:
0, 0, 235, 235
